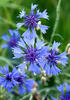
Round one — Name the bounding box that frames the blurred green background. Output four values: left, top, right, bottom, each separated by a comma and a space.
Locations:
0, 0, 70, 100
0, 0, 70, 49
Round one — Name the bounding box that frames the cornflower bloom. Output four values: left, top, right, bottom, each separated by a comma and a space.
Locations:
51, 83, 70, 100
17, 4, 49, 39
0, 65, 18, 92
14, 73, 34, 94
2, 29, 20, 49
42, 41, 68, 75
13, 38, 48, 74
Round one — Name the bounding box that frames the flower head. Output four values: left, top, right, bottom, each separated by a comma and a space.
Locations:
14, 72, 34, 94
43, 41, 68, 75
13, 38, 48, 74
17, 4, 49, 39
51, 83, 70, 100
0, 65, 18, 92
2, 29, 20, 49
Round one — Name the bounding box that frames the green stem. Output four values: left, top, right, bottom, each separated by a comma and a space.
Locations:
20, 87, 55, 100
65, 43, 70, 52
50, 0, 61, 44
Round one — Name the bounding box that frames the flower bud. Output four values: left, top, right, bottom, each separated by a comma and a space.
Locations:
68, 48, 70, 55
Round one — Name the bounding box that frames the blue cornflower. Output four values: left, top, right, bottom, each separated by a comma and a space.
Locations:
51, 83, 70, 100
0, 65, 18, 92
42, 41, 68, 75
13, 38, 48, 74
17, 4, 49, 39
2, 29, 20, 49
14, 73, 34, 94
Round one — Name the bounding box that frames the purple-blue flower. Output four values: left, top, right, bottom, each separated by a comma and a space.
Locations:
42, 41, 68, 75
14, 73, 34, 94
17, 4, 49, 39
0, 65, 18, 92
13, 38, 48, 74
1, 29, 20, 49
51, 83, 70, 100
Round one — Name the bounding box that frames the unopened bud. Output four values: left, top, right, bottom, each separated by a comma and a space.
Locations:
42, 70, 46, 76
34, 72, 36, 76
32, 82, 38, 93
24, 67, 27, 71
33, 93, 40, 100
36, 21, 41, 30
42, 76, 46, 81
57, 61, 61, 64
42, 76, 46, 84
68, 48, 70, 55
36, 26, 39, 30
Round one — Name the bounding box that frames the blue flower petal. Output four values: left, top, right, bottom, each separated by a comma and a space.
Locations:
51, 65, 60, 75
17, 23, 24, 29
0, 67, 6, 75
59, 58, 68, 66
38, 58, 46, 68
29, 63, 41, 74
12, 80, 17, 86
8, 29, 19, 37
2, 80, 7, 88
5, 65, 9, 73
36, 39, 46, 49
52, 41, 61, 50
39, 45, 50, 56
57, 84, 64, 95
6, 81, 13, 89
31, 3, 38, 11
13, 47, 24, 58
18, 9, 26, 18
22, 28, 30, 38
38, 24, 48, 34
1, 44, 8, 48
19, 85, 26, 94
13, 47, 23, 54
30, 28, 38, 39
24, 38, 34, 47
59, 52, 67, 57
45, 64, 51, 75
65, 83, 70, 92
38, 10, 49, 19
17, 62, 27, 71
24, 79, 34, 92
18, 38, 26, 48
0, 77, 5, 84
51, 96, 57, 100
2, 33, 10, 41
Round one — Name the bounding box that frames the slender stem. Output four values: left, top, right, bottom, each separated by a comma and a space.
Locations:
65, 43, 70, 52
29, 95, 33, 100
20, 93, 32, 100
20, 87, 55, 100
50, 0, 61, 43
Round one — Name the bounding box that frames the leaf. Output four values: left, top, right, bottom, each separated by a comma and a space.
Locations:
54, 33, 64, 40
0, 56, 13, 67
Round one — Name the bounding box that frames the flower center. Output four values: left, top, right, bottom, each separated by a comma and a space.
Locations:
60, 94, 70, 100
6, 74, 12, 81
46, 50, 59, 64
9, 38, 18, 47
15, 76, 23, 84
25, 48, 38, 63
25, 14, 38, 28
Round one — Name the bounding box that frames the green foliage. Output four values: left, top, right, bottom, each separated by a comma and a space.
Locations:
0, 0, 70, 100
